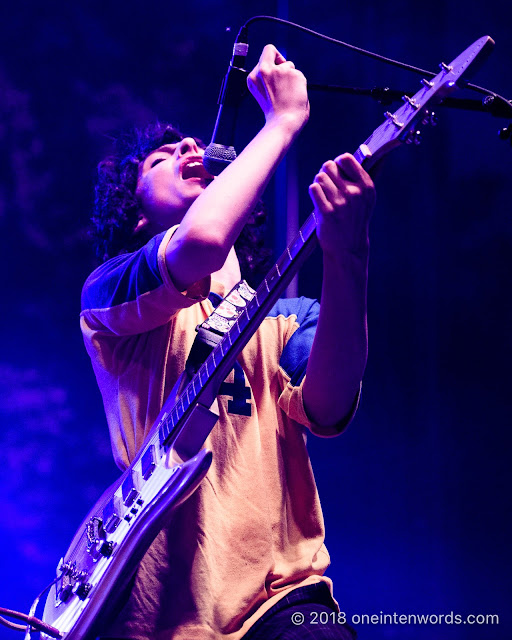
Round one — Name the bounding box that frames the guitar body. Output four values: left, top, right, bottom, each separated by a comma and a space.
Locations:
42, 449, 212, 640
41, 35, 494, 640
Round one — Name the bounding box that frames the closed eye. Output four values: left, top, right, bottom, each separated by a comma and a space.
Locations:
151, 157, 165, 168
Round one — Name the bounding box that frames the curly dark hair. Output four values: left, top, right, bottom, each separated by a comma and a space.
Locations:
91, 122, 271, 285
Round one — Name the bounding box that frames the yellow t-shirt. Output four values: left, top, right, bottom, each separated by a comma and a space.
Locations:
80, 229, 349, 640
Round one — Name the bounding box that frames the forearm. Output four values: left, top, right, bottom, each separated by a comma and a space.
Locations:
166, 116, 300, 291
304, 153, 374, 430
302, 249, 369, 430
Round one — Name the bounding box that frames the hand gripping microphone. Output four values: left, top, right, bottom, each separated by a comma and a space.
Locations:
203, 26, 249, 176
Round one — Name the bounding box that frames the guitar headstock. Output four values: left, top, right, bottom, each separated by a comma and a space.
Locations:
355, 35, 495, 169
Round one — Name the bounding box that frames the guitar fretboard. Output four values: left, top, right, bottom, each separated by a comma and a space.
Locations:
124, 32, 495, 487
157, 211, 318, 448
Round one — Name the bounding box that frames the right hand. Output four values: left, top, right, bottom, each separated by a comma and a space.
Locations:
247, 44, 309, 134
309, 153, 375, 260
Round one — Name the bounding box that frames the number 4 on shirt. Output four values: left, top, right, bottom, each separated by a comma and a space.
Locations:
219, 362, 252, 416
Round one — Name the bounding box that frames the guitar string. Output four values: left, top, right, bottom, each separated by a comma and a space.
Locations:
61, 197, 313, 571
59, 57, 449, 572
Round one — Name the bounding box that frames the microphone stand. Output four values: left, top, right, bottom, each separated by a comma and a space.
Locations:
308, 83, 512, 142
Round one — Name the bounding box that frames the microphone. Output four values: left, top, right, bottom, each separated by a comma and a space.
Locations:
203, 26, 249, 176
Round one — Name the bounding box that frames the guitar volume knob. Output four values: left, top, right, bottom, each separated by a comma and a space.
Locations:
74, 581, 92, 601
58, 583, 73, 603
99, 540, 115, 558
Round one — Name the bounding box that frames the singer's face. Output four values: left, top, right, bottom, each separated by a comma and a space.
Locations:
136, 137, 213, 232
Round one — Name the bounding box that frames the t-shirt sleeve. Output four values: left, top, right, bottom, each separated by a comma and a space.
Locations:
276, 297, 361, 436
80, 227, 210, 336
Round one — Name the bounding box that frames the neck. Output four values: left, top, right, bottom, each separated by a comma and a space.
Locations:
211, 247, 241, 291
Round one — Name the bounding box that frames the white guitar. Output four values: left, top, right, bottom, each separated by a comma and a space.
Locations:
41, 35, 494, 640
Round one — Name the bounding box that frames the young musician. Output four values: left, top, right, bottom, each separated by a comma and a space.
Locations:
82, 44, 375, 640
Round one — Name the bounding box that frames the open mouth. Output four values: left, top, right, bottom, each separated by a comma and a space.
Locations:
181, 158, 214, 183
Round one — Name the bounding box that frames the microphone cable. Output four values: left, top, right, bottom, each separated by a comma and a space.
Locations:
235, 15, 512, 116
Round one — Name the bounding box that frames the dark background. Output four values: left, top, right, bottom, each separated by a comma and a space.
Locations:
0, 2, 510, 639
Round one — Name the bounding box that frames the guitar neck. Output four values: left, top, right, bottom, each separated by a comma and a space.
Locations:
158, 211, 319, 447
44, 37, 496, 640
146, 33, 496, 455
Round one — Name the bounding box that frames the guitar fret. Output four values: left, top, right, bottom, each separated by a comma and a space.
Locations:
52, 42, 496, 637
275, 253, 289, 275
237, 308, 249, 330
246, 297, 259, 319
163, 415, 173, 442
287, 247, 292, 261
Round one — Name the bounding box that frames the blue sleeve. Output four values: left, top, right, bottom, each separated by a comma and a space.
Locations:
268, 297, 320, 387
81, 232, 167, 311
80, 229, 209, 336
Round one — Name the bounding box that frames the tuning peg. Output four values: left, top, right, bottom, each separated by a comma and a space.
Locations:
405, 130, 422, 145
384, 111, 404, 128
439, 62, 453, 73
402, 94, 419, 109
498, 124, 511, 141
421, 111, 438, 126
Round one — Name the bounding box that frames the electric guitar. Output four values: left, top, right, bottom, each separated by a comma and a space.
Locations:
42, 36, 494, 640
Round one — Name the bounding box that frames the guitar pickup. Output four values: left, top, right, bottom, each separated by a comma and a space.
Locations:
103, 495, 122, 533
141, 444, 157, 480
121, 470, 141, 507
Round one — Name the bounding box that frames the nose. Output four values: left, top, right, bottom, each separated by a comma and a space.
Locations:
178, 137, 199, 156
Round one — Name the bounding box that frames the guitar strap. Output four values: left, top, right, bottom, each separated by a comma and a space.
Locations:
185, 280, 255, 377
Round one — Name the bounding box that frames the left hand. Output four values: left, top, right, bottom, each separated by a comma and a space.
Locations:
308, 153, 376, 259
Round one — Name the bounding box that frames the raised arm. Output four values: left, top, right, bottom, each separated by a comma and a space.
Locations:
303, 153, 376, 431
164, 45, 310, 292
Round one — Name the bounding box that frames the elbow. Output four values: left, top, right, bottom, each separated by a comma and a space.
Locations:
303, 380, 362, 436
188, 230, 228, 273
